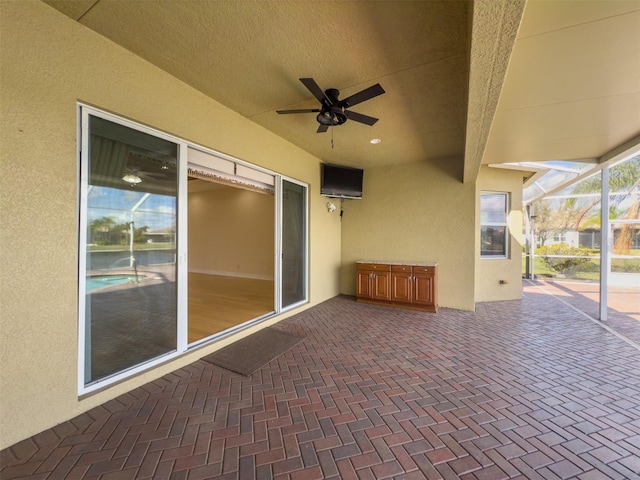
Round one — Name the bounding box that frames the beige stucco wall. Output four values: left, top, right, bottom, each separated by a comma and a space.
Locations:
340, 159, 477, 311
475, 166, 524, 302
0, 1, 341, 449
188, 186, 275, 278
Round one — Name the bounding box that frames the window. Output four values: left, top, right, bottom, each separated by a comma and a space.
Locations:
553, 232, 567, 243
480, 192, 509, 258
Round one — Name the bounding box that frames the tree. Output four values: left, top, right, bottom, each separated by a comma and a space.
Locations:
614, 194, 639, 254
531, 198, 575, 247
89, 216, 116, 245
134, 225, 149, 243
563, 156, 640, 254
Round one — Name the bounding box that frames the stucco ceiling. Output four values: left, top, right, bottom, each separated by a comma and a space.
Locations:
42, 0, 640, 182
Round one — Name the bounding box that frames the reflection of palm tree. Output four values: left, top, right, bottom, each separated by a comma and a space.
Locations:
89, 216, 116, 244
564, 156, 640, 254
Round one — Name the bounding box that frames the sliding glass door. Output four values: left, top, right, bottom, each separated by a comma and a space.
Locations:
281, 179, 307, 308
80, 113, 179, 386
78, 106, 309, 392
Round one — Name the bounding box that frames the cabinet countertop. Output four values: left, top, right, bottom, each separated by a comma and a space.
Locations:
357, 260, 438, 267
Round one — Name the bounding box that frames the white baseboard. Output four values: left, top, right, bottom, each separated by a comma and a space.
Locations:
189, 268, 274, 281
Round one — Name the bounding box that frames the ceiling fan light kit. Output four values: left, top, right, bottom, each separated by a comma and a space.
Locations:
277, 78, 385, 133
122, 172, 142, 185
317, 109, 346, 126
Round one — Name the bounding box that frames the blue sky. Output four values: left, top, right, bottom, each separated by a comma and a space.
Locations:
87, 186, 176, 232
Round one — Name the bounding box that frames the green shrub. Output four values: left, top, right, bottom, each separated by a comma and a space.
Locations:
536, 243, 595, 273
611, 258, 640, 274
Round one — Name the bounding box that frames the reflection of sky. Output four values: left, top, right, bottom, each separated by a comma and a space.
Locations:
87, 186, 175, 231
481, 194, 507, 223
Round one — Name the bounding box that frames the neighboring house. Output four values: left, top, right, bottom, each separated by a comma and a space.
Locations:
143, 227, 176, 244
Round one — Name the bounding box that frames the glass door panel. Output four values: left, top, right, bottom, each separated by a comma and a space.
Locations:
82, 115, 178, 385
282, 180, 307, 308
608, 219, 640, 327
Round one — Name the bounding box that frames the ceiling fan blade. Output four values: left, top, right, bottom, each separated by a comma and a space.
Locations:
300, 78, 332, 105
316, 124, 329, 133
344, 110, 379, 126
276, 109, 321, 114
338, 83, 385, 108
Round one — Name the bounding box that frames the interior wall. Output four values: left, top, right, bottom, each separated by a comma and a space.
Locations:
340, 158, 477, 311
188, 185, 275, 279
475, 166, 524, 302
0, 0, 341, 449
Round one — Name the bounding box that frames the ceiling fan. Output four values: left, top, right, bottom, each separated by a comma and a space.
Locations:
122, 153, 175, 185
277, 78, 385, 133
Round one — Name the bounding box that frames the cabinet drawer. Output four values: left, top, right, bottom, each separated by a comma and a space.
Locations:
358, 263, 391, 271
413, 266, 435, 275
391, 264, 412, 273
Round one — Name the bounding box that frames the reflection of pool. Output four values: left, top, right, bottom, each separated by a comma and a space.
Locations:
86, 275, 142, 292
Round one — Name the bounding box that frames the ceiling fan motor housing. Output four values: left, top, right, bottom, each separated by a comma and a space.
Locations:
316, 88, 347, 126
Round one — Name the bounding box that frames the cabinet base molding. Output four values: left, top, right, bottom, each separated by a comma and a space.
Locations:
356, 297, 438, 313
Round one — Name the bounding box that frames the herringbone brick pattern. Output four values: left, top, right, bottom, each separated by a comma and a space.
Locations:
527, 279, 640, 346
2, 289, 640, 479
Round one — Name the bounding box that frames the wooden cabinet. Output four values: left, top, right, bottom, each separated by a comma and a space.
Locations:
412, 266, 436, 307
357, 263, 391, 301
391, 265, 412, 303
357, 262, 438, 312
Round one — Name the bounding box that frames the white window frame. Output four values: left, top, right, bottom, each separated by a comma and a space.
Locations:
480, 191, 509, 259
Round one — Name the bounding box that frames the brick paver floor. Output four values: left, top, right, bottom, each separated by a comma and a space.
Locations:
2, 288, 640, 479
527, 279, 640, 347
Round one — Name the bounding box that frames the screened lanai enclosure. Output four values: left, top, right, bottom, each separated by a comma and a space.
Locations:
521, 153, 640, 322
78, 107, 308, 393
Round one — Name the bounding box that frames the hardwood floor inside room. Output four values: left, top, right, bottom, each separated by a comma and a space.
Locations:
188, 273, 274, 343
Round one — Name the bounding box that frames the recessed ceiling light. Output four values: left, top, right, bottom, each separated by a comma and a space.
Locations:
370, 138, 381, 144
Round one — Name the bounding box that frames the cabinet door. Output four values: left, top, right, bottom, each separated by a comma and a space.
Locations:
413, 274, 434, 306
372, 271, 391, 301
356, 270, 373, 298
391, 272, 412, 303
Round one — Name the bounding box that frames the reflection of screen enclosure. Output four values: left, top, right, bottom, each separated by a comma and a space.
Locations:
83, 116, 178, 385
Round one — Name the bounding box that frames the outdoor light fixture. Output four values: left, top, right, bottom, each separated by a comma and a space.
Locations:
122, 172, 142, 185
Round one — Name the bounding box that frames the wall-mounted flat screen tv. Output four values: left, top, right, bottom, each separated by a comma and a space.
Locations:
320, 164, 364, 199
